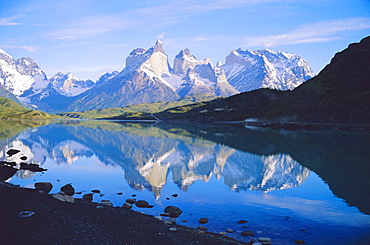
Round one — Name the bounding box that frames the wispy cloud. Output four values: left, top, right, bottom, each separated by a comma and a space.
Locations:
242, 17, 370, 47
47, 15, 130, 40
0, 44, 39, 52
156, 32, 166, 40
45, 0, 292, 40
0, 16, 22, 26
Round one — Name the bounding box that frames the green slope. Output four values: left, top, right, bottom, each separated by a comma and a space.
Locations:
59, 94, 217, 119
0, 97, 58, 120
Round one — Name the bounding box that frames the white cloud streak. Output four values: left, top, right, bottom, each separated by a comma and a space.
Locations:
243, 17, 370, 47
0, 16, 22, 26
0, 44, 39, 52
45, 0, 292, 40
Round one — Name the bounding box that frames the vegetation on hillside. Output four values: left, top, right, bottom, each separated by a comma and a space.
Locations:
0, 97, 58, 120
58, 94, 217, 119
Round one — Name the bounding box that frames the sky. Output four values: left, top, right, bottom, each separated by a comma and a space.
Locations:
1, 0, 369, 81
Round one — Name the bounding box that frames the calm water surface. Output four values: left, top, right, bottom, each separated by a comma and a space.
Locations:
1, 120, 369, 244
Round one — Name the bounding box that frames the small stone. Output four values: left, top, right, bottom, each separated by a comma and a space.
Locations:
100, 194, 104, 197
169, 228, 177, 231
199, 218, 208, 224
219, 232, 227, 235
82, 193, 93, 202
258, 237, 271, 242
238, 219, 248, 224
225, 228, 234, 233
135, 200, 149, 208
198, 231, 205, 234
99, 201, 113, 207
153, 216, 163, 221
182, 220, 187, 222
91, 190, 100, 193
20, 156, 27, 161
198, 225, 208, 231
132, 194, 136, 197
125, 198, 136, 204
166, 197, 170, 200
122, 203, 132, 209
164, 221, 172, 225
34, 182, 53, 194
294, 240, 306, 244
52, 193, 75, 203
96, 205, 104, 209
75, 192, 82, 195
147, 205, 154, 208
117, 192, 123, 195
241, 230, 255, 236
61, 184, 75, 196
166, 218, 176, 224
172, 194, 178, 197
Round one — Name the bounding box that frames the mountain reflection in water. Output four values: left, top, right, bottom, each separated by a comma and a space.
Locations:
0, 121, 309, 197
1, 120, 370, 244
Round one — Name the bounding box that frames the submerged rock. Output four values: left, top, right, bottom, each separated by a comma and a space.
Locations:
125, 198, 136, 204
241, 230, 255, 236
135, 200, 149, 208
61, 184, 75, 196
20, 163, 47, 172
7, 149, 20, 157
164, 206, 182, 218
35, 182, 53, 194
82, 193, 93, 202
0, 165, 17, 181
199, 218, 209, 224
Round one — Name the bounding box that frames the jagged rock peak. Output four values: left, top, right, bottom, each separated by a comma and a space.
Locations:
173, 48, 212, 75
125, 41, 169, 72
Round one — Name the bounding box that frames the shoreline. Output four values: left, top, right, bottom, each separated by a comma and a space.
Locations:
0, 182, 250, 245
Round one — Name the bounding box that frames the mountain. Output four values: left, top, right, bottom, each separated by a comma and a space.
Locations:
48, 72, 94, 97
65, 41, 179, 111
0, 48, 48, 98
172, 49, 238, 98
222, 48, 315, 92
0, 42, 314, 113
154, 36, 370, 124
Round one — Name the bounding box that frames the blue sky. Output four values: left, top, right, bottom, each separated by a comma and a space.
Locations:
1, 0, 369, 80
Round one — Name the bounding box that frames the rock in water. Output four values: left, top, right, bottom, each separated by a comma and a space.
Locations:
164, 206, 183, 218
241, 231, 255, 236
125, 198, 136, 204
35, 182, 53, 194
0, 165, 17, 181
82, 193, 93, 202
199, 218, 209, 224
6, 149, 20, 157
61, 184, 75, 196
135, 200, 149, 208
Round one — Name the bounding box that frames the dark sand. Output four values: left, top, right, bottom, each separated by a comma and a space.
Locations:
0, 182, 249, 245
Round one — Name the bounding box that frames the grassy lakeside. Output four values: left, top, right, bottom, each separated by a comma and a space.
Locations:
58, 94, 217, 119
0, 97, 60, 120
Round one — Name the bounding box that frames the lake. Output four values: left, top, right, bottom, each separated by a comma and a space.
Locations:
1, 120, 370, 244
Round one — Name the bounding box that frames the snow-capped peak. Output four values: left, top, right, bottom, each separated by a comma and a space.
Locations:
222, 48, 315, 92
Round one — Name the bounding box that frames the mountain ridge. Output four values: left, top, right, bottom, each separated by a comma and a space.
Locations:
0, 41, 314, 112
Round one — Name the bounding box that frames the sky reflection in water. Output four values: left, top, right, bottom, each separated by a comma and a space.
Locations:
1, 121, 369, 244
